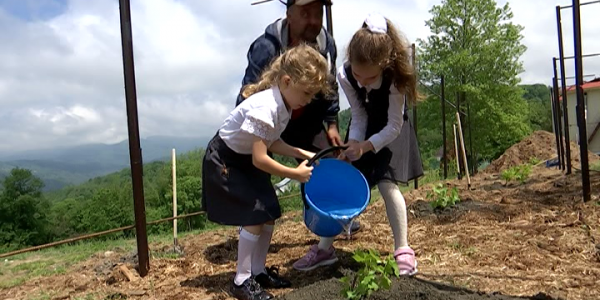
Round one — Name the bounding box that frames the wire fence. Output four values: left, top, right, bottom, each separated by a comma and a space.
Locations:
0, 192, 302, 259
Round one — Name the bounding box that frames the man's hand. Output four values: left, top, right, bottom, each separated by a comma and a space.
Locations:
326, 123, 343, 147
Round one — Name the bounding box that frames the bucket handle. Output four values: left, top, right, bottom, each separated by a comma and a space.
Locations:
301, 146, 349, 209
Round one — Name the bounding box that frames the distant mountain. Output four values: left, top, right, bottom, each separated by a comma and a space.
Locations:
0, 136, 209, 191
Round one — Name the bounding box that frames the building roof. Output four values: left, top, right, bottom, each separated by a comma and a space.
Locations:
565, 77, 600, 93
559, 77, 600, 101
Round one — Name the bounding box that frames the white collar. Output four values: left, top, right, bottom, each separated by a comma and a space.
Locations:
272, 85, 292, 118
357, 74, 383, 90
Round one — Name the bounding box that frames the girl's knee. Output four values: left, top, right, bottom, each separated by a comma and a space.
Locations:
242, 225, 263, 235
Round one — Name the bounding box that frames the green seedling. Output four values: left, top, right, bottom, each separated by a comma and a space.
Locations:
340, 249, 399, 300
427, 183, 460, 209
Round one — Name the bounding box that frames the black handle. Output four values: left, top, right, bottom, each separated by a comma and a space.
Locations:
301, 146, 348, 209
306, 146, 348, 166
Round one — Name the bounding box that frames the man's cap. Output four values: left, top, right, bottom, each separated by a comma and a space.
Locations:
285, 0, 332, 8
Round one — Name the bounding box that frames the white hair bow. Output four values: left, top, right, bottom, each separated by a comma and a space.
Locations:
365, 13, 387, 34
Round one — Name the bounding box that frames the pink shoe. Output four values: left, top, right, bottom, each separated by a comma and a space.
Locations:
293, 245, 338, 271
394, 246, 417, 276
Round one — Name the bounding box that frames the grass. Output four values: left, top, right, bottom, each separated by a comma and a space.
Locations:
591, 161, 600, 172
0, 238, 134, 289
0, 223, 224, 290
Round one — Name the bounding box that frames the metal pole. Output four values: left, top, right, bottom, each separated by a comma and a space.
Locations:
466, 99, 475, 175
571, 0, 592, 202
550, 87, 561, 168
325, 3, 334, 37
552, 76, 564, 170
559, 53, 600, 60
560, 0, 600, 8
558, 74, 596, 80
556, 7, 572, 174
441, 75, 447, 179
118, 0, 149, 277
412, 43, 418, 189
325, 3, 335, 71
552, 59, 566, 171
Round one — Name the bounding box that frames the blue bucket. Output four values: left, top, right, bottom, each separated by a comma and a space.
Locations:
301, 147, 371, 238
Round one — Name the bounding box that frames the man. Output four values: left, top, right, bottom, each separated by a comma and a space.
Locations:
236, 0, 361, 272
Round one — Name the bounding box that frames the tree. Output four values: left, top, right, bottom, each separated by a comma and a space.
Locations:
0, 168, 50, 251
417, 0, 531, 160
521, 84, 553, 132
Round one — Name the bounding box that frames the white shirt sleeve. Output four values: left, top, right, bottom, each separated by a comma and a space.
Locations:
338, 66, 368, 142
240, 106, 278, 145
368, 86, 405, 153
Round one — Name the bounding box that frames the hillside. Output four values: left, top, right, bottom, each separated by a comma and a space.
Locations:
0, 135, 209, 191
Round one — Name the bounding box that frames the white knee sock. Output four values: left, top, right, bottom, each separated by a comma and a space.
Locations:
318, 237, 335, 250
251, 224, 274, 275
234, 229, 260, 285
378, 181, 409, 249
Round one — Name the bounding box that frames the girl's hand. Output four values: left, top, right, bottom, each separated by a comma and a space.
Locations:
344, 142, 364, 161
337, 151, 351, 163
302, 150, 316, 162
293, 160, 314, 183
344, 141, 374, 162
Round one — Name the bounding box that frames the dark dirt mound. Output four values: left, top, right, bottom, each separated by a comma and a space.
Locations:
484, 131, 599, 173
276, 273, 562, 300
407, 199, 510, 224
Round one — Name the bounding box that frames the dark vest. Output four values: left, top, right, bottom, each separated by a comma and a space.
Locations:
344, 63, 397, 139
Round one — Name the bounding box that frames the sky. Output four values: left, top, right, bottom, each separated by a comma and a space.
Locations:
0, 0, 599, 155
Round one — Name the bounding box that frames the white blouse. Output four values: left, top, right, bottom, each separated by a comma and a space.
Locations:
337, 65, 405, 154
219, 86, 291, 155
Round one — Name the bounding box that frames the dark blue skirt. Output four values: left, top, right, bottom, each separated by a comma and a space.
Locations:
201, 133, 281, 226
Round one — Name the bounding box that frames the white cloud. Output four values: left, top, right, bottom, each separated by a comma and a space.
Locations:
0, 0, 598, 154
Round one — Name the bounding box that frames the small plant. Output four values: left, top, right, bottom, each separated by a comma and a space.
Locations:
340, 249, 399, 300
501, 164, 531, 185
529, 157, 541, 165
426, 183, 460, 209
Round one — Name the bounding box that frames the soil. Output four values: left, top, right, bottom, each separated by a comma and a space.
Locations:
0, 131, 599, 300
483, 130, 599, 173
277, 271, 561, 300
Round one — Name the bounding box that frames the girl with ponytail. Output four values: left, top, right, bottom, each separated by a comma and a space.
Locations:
293, 13, 424, 276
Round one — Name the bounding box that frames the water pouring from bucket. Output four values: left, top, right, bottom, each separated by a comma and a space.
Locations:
301, 146, 371, 238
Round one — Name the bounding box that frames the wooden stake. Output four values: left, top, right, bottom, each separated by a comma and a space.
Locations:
456, 112, 471, 187
172, 148, 178, 248
453, 124, 461, 177
119, 264, 140, 282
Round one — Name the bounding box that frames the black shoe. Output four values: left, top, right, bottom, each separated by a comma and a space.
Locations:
350, 221, 361, 234
254, 266, 292, 289
339, 220, 362, 237
230, 277, 273, 300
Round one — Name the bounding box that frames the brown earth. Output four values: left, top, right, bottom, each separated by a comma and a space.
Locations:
1, 132, 599, 300
483, 130, 599, 173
